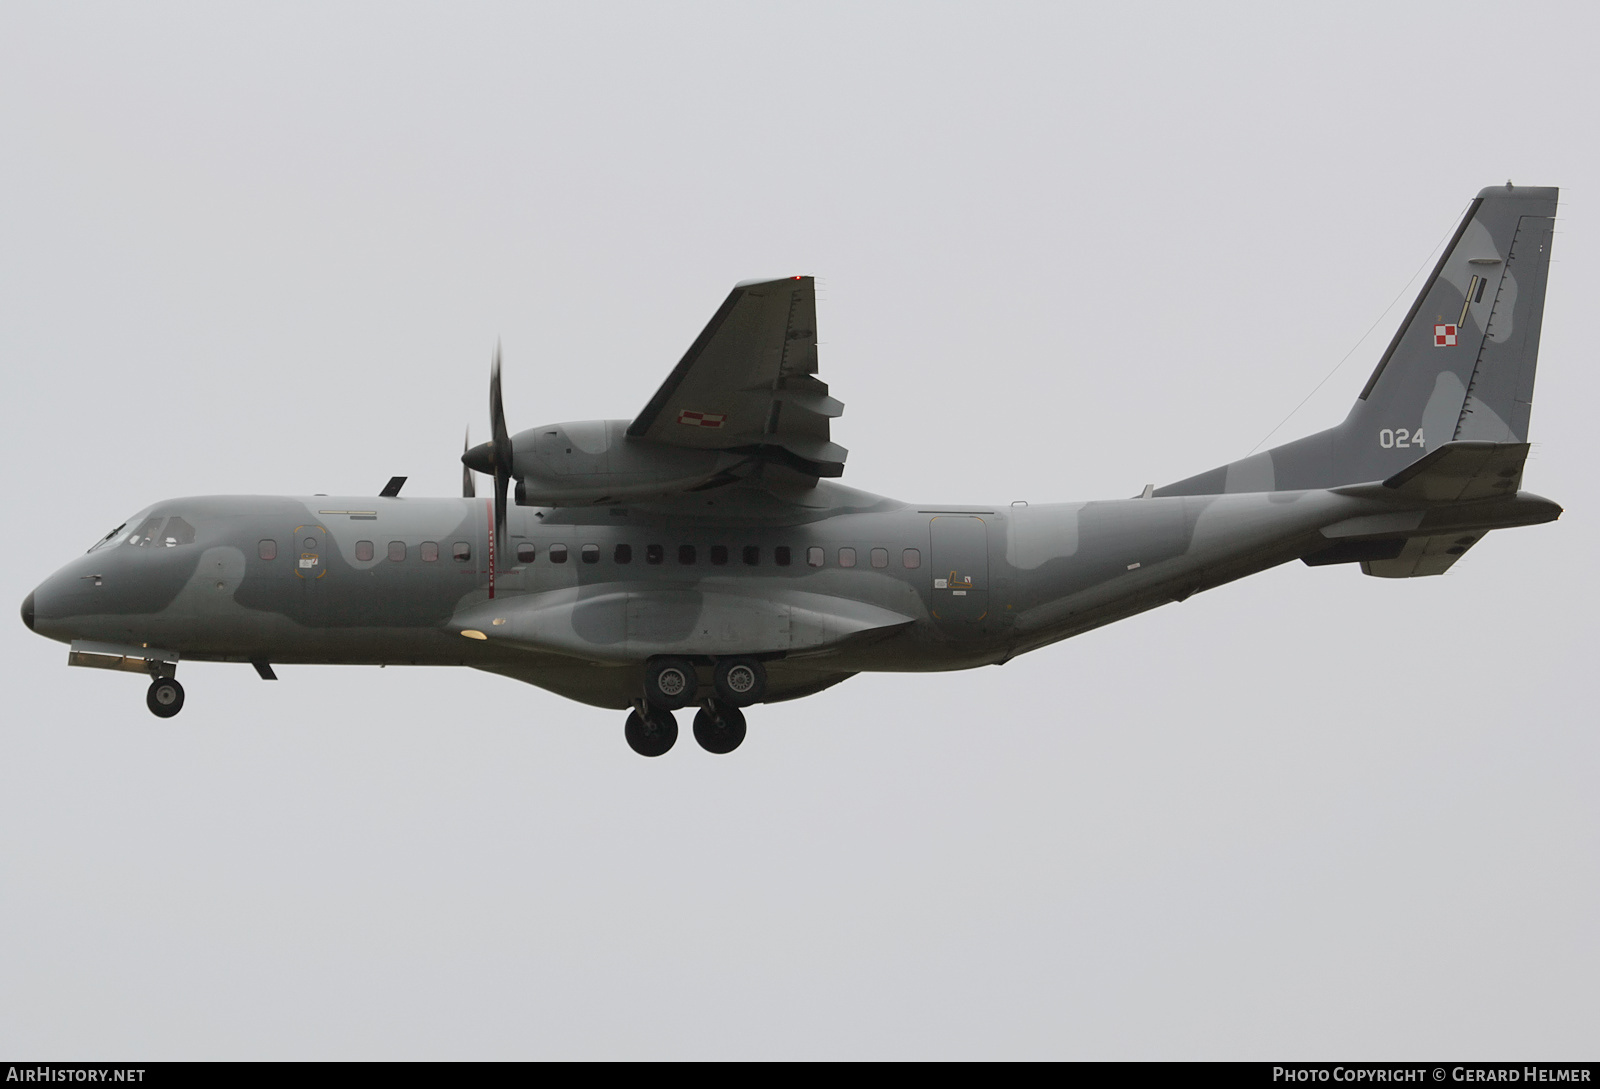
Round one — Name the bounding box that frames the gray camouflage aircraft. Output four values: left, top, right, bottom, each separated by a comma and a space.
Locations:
22, 183, 1563, 756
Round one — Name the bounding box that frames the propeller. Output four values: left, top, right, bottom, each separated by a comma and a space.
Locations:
461, 344, 512, 568
461, 427, 475, 498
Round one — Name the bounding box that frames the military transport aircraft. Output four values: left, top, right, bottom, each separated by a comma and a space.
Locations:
21, 184, 1563, 756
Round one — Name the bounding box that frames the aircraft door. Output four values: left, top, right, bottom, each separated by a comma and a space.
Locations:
293, 524, 328, 584
929, 516, 988, 625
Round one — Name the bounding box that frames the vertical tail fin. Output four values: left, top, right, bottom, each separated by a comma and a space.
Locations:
1159, 184, 1558, 496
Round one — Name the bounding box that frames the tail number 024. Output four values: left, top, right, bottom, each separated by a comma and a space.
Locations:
1379, 428, 1425, 449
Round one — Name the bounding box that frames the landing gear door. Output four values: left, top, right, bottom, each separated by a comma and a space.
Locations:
293, 524, 327, 583
929, 516, 988, 625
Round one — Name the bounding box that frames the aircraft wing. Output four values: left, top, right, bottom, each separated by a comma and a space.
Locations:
626, 276, 848, 478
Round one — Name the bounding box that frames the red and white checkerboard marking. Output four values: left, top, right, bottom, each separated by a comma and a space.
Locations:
677, 410, 727, 428
1433, 323, 1457, 347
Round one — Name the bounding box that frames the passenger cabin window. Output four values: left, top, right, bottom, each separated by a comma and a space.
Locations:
646, 544, 664, 565
453, 542, 471, 562
710, 545, 728, 566
421, 541, 439, 562
678, 545, 696, 565
355, 540, 375, 562
775, 546, 792, 567
615, 543, 632, 564
258, 539, 278, 561
581, 544, 599, 564
743, 546, 759, 566
902, 548, 921, 569
388, 541, 406, 562
549, 544, 568, 564
807, 547, 824, 567
516, 542, 535, 563
871, 547, 889, 568
838, 547, 857, 568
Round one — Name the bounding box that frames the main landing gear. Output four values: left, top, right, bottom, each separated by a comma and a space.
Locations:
621, 699, 748, 757
692, 701, 746, 754
624, 656, 766, 757
624, 705, 678, 757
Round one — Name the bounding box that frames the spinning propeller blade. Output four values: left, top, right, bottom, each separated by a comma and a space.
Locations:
462, 427, 476, 498
460, 343, 513, 567
489, 345, 509, 557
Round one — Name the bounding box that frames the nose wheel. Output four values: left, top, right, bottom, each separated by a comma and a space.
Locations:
146, 677, 185, 718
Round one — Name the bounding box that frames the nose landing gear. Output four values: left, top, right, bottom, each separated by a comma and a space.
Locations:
146, 677, 185, 718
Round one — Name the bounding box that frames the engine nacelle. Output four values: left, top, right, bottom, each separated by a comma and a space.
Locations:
510, 420, 738, 505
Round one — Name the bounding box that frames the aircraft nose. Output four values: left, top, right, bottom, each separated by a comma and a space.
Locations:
21, 590, 35, 632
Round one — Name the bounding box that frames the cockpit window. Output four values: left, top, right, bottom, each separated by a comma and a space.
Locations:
161, 518, 196, 547
87, 523, 127, 553
127, 517, 164, 547
125, 516, 197, 548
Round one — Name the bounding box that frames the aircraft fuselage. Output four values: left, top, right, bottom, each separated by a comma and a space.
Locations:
26, 480, 1555, 712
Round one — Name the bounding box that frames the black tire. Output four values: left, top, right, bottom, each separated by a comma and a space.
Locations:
693, 703, 747, 755
624, 708, 678, 757
713, 657, 767, 707
146, 678, 185, 718
643, 657, 698, 710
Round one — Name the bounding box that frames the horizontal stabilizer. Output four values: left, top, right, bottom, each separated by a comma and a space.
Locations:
1360, 532, 1484, 578
1376, 440, 1528, 501
1329, 440, 1532, 504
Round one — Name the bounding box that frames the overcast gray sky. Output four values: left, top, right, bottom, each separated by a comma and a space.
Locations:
2, 1, 1596, 1059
